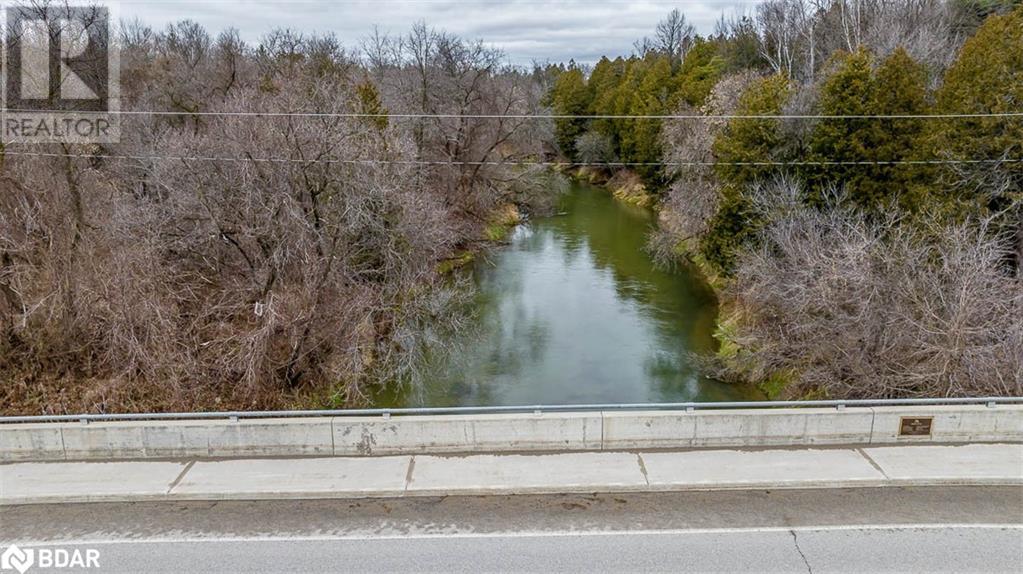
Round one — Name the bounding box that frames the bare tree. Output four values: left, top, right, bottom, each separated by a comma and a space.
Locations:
722, 179, 1023, 398
634, 9, 697, 65
657, 9, 697, 64
1, 19, 555, 415
651, 72, 761, 267
365, 23, 552, 229
756, 0, 962, 82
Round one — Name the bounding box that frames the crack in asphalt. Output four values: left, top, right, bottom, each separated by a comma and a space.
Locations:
790, 529, 813, 574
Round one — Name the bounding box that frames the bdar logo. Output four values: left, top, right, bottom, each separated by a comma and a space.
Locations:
1, 545, 34, 574
0, 545, 98, 573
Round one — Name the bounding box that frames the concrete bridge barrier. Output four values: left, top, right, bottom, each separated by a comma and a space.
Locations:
2, 404, 1021, 462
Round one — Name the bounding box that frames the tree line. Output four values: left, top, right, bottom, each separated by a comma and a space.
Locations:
550, 0, 1022, 398
0, 9, 556, 414
1, 0, 1018, 412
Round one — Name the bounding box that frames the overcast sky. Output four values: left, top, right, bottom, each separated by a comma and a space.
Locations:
118, 0, 761, 65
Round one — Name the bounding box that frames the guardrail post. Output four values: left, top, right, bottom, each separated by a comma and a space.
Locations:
382, 411, 391, 420
229, 415, 239, 423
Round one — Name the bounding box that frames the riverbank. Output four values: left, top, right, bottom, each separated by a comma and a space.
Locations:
375, 179, 758, 408
570, 166, 656, 208
560, 165, 789, 399
437, 203, 524, 274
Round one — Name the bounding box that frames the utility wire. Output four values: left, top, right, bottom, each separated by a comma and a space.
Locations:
4, 150, 1021, 167
3, 108, 1023, 120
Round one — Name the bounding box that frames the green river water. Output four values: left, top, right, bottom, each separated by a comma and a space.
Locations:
377, 182, 760, 407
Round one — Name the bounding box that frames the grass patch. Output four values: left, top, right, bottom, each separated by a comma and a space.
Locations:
714, 305, 797, 399
759, 369, 796, 399
437, 251, 475, 274
485, 222, 511, 241
484, 203, 522, 242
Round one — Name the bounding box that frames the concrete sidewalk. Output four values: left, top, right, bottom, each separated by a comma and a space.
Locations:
1, 443, 1020, 505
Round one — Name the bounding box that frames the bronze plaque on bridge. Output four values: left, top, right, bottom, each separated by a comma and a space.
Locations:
899, 416, 933, 437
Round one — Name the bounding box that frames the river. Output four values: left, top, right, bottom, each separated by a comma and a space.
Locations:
376, 182, 760, 407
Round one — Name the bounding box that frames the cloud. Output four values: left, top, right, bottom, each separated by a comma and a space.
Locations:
119, 0, 761, 65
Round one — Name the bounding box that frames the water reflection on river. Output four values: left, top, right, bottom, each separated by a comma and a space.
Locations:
376, 182, 760, 407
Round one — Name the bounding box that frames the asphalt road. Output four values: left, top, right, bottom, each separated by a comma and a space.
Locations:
3, 487, 1021, 573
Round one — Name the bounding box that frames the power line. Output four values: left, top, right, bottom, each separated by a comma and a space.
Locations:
4, 150, 1021, 168
3, 108, 1023, 120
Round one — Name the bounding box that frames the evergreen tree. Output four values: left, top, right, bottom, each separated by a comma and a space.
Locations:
712, 74, 791, 186
675, 39, 725, 108
588, 57, 625, 147
807, 48, 878, 206
871, 48, 930, 208
716, 15, 766, 73
932, 5, 1023, 198
702, 74, 791, 275
356, 79, 389, 131
630, 55, 675, 183
931, 5, 1023, 261
809, 48, 930, 212
613, 58, 645, 165
549, 67, 592, 160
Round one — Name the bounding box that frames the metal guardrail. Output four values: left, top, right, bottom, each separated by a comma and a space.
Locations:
0, 396, 1020, 424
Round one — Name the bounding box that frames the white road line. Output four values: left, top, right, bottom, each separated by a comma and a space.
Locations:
5, 524, 1021, 546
